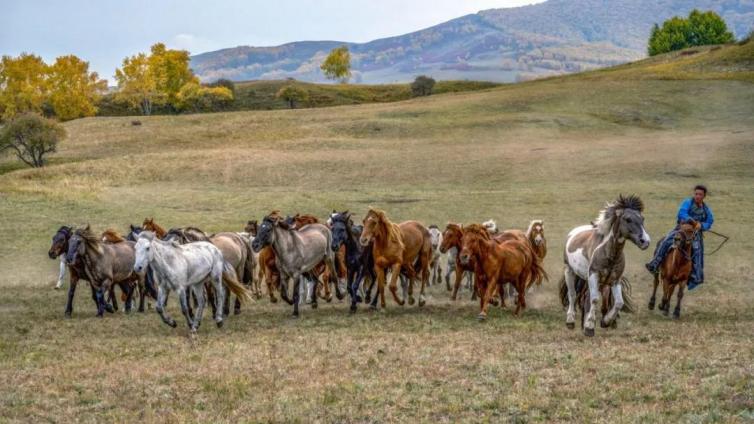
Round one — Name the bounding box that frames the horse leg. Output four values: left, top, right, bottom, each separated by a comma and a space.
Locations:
451, 262, 464, 301
191, 284, 206, 332
310, 275, 319, 310
155, 284, 177, 328
388, 263, 405, 306
477, 278, 498, 321
419, 254, 429, 307
211, 266, 225, 328
107, 284, 117, 313
583, 273, 600, 337
673, 283, 685, 319
515, 280, 526, 316
649, 270, 660, 310
564, 268, 577, 329
660, 278, 672, 315
223, 283, 231, 317
123, 282, 134, 314
291, 273, 301, 318
370, 267, 386, 310
601, 282, 624, 327
445, 261, 453, 291
64, 276, 79, 317
663, 283, 677, 317
401, 273, 412, 306
178, 288, 194, 330
470, 273, 478, 301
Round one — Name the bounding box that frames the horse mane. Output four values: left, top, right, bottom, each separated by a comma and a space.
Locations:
101, 229, 126, 243
465, 224, 492, 241
594, 194, 644, 236
367, 208, 404, 250
76, 225, 103, 253
525, 220, 543, 239
428, 224, 438, 230
142, 217, 167, 236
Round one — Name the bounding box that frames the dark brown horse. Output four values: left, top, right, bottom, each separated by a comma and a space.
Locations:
459, 224, 546, 320
359, 208, 431, 308
649, 221, 700, 318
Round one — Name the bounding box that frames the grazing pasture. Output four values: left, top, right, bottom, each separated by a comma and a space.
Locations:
1, 43, 753, 422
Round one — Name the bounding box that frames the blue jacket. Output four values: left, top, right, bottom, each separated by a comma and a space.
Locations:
677, 197, 714, 231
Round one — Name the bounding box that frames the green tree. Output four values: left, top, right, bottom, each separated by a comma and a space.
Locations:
411, 75, 436, 97
0, 53, 49, 121
48, 55, 108, 121
649, 10, 734, 56
0, 113, 65, 167
208, 78, 236, 94
320, 46, 352, 83
275, 85, 309, 109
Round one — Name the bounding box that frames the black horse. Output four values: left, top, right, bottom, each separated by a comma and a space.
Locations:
330, 212, 376, 313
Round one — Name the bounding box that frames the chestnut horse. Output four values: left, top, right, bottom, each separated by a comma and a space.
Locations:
649, 220, 700, 318
142, 218, 167, 238
459, 224, 546, 320
359, 208, 431, 309
440, 223, 478, 301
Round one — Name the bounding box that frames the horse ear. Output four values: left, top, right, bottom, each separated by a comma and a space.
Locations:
615, 209, 624, 217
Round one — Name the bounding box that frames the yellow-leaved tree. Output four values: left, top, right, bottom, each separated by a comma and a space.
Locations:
48, 55, 107, 121
148, 43, 198, 109
114, 53, 161, 115
0, 53, 49, 121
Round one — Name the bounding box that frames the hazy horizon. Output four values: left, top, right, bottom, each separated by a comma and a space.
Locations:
1, 0, 545, 83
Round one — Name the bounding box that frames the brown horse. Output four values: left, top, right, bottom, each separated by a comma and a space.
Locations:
101, 229, 126, 243
459, 224, 546, 320
359, 208, 431, 308
440, 223, 480, 301
649, 221, 700, 318
100, 228, 152, 310
247, 220, 279, 302
142, 218, 167, 239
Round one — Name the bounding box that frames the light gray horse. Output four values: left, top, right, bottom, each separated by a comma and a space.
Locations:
563, 195, 650, 337
133, 231, 250, 333
428, 225, 444, 286
251, 213, 338, 318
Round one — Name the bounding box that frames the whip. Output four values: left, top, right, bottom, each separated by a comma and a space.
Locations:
705, 230, 729, 256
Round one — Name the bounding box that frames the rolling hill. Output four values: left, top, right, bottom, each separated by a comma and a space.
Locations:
190, 0, 754, 84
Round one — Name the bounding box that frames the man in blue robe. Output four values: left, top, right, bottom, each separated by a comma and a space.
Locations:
646, 185, 714, 289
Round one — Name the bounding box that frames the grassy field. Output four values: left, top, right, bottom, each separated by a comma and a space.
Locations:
1, 42, 753, 422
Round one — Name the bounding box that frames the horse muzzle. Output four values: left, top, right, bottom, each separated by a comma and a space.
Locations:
48, 249, 59, 259
359, 236, 371, 247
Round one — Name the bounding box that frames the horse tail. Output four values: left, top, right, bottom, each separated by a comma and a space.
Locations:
222, 261, 252, 305
241, 236, 255, 287
524, 242, 548, 288
558, 274, 568, 307
615, 276, 634, 313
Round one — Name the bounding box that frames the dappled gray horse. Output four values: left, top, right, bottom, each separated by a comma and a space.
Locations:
563, 195, 650, 336
251, 213, 338, 317
133, 231, 250, 333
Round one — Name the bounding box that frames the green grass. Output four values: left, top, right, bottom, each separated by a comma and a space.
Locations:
0, 41, 753, 422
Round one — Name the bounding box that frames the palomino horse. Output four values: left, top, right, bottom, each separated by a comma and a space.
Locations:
649, 220, 700, 318
162, 225, 256, 316
251, 213, 338, 317
133, 232, 251, 334
65, 226, 145, 317
459, 224, 546, 320
428, 225, 444, 286
358, 208, 431, 309
330, 211, 376, 313
563, 195, 650, 336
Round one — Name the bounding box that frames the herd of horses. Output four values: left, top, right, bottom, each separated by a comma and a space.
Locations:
48, 194, 697, 337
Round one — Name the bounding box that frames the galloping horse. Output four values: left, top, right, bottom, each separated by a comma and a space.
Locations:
562, 195, 650, 336
49, 226, 101, 317
133, 232, 251, 334
358, 208, 431, 309
526, 220, 547, 260
330, 211, 376, 313
459, 224, 546, 320
649, 220, 700, 318
286, 213, 341, 302
252, 213, 339, 317
440, 223, 476, 301
65, 226, 145, 317
247, 220, 282, 303
428, 225, 444, 286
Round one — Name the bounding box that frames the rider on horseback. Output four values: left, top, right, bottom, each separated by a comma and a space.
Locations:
646, 185, 714, 289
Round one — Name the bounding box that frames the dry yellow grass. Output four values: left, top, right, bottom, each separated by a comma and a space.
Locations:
0, 42, 753, 422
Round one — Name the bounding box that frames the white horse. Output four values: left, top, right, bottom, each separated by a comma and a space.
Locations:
428, 225, 444, 285
133, 231, 250, 333
563, 195, 650, 336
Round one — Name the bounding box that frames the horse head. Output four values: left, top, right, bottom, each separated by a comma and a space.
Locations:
126, 224, 143, 242
675, 220, 700, 250
252, 213, 283, 253
133, 231, 156, 273
330, 211, 351, 251
66, 225, 96, 265
440, 223, 462, 254
49, 226, 72, 259
244, 220, 258, 236
428, 225, 442, 251
599, 194, 650, 250
459, 224, 488, 266
527, 220, 546, 247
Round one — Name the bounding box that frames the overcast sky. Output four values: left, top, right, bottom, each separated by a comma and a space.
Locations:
1, 0, 545, 82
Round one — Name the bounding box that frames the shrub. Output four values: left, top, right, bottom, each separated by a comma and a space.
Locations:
411, 75, 436, 97
0, 113, 65, 167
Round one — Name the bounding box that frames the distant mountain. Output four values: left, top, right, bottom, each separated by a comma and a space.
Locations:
190, 0, 754, 84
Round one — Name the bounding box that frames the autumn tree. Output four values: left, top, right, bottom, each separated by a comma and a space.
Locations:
176, 82, 234, 112
148, 43, 198, 108
321, 46, 352, 83
0, 113, 65, 167
275, 84, 309, 109
0, 53, 49, 121
114, 53, 161, 115
47, 55, 107, 121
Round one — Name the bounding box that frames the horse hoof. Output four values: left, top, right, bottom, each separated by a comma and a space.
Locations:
234, 308, 241, 315
408, 297, 415, 306
215, 320, 223, 328
311, 303, 318, 309
291, 313, 299, 319
270, 298, 278, 304
662, 309, 669, 317
418, 299, 426, 307
584, 327, 595, 337
673, 312, 681, 320
349, 306, 357, 314
648, 301, 655, 310
105, 305, 115, 314
169, 320, 178, 328
477, 313, 487, 322
600, 319, 610, 329
566, 322, 575, 330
